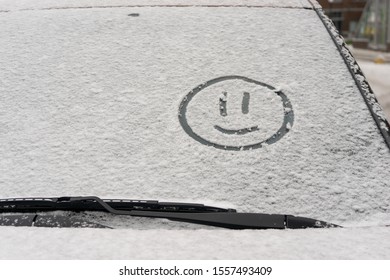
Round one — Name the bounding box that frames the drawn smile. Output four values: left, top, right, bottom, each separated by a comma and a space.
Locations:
213, 125, 259, 135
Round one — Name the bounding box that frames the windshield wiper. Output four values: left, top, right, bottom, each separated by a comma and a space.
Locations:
0, 196, 340, 229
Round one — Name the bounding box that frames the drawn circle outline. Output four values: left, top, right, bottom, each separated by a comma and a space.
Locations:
178, 76, 294, 151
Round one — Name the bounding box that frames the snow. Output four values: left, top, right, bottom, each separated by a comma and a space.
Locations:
0, 0, 314, 11
0, 1, 389, 259
357, 61, 390, 121
1, 226, 390, 259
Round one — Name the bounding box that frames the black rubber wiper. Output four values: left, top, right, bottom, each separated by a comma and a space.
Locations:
0, 196, 340, 229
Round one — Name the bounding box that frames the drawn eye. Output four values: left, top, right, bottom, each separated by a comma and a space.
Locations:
242, 92, 250, 114
219, 92, 227, 117
219, 91, 251, 117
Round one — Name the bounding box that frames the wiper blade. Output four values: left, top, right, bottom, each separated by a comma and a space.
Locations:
0, 196, 340, 229
0, 196, 230, 213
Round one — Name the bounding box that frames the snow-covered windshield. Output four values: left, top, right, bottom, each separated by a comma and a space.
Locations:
0, 0, 389, 228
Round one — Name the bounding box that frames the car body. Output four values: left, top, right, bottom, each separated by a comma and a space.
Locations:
0, 0, 390, 259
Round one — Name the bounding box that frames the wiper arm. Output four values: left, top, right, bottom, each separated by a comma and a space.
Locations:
0, 196, 340, 229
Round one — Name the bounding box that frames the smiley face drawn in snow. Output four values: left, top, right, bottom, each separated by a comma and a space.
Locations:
178, 76, 294, 151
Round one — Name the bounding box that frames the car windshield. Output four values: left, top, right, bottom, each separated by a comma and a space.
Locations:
0, 0, 390, 233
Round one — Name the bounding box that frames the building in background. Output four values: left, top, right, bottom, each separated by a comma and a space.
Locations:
318, 0, 367, 39
353, 0, 390, 51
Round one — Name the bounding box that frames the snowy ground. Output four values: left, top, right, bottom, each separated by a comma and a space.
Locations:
357, 61, 390, 121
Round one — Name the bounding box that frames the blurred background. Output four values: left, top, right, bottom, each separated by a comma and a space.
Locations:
319, 0, 390, 120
